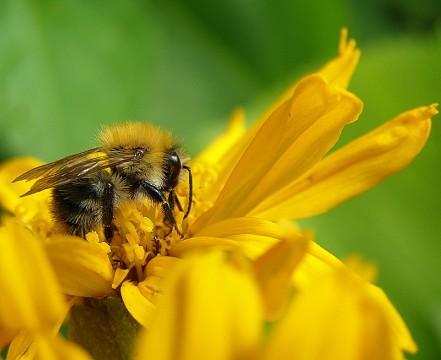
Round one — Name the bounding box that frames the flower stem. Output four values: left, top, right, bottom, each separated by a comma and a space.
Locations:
68, 296, 140, 360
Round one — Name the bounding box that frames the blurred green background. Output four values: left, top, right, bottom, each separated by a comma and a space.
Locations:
0, 0, 439, 358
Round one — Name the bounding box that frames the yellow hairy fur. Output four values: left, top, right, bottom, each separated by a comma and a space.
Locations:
99, 122, 175, 152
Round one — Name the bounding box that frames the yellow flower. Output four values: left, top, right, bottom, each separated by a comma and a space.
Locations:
0, 29, 436, 358
136, 251, 416, 360
0, 218, 92, 360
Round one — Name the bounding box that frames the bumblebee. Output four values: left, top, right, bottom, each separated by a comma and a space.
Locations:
14, 123, 192, 239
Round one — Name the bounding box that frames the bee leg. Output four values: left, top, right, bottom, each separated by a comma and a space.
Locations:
141, 182, 181, 235
168, 191, 184, 212
104, 224, 114, 242
175, 192, 185, 212
102, 181, 115, 242
167, 191, 175, 210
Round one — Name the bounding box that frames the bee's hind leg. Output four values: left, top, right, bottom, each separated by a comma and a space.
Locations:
104, 223, 115, 242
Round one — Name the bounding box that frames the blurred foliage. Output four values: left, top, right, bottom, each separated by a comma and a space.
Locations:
0, 0, 440, 359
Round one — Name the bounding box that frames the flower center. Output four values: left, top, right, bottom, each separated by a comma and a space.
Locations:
99, 162, 216, 286
106, 201, 184, 283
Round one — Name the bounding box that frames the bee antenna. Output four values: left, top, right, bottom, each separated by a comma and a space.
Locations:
182, 165, 193, 219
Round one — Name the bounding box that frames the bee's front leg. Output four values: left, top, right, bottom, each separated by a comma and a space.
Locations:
168, 191, 184, 212
140, 182, 181, 235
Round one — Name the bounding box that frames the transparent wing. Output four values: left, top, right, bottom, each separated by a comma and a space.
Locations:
13, 148, 101, 182
14, 147, 137, 196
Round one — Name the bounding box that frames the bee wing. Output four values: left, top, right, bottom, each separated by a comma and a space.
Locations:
13, 148, 102, 182
14, 147, 137, 196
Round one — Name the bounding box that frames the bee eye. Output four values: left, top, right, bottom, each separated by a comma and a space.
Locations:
134, 148, 145, 159
166, 151, 181, 189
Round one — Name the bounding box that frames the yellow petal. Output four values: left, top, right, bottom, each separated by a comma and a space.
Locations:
195, 31, 360, 212
7, 298, 78, 360
45, 236, 113, 297
253, 29, 359, 129
193, 217, 290, 238
264, 260, 415, 360
139, 256, 180, 304
112, 268, 130, 289
195, 109, 246, 166
138, 275, 163, 303
291, 241, 410, 357
192, 216, 304, 260
168, 236, 240, 257
226, 234, 280, 259
6, 331, 34, 360
190, 110, 247, 206
171, 233, 280, 260
0, 158, 53, 237
0, 329, 17, 350
120, 281, 156, 328
0, 158, 43, 213
33, 335, 92, 360
367, 284, 417, 353
245, 85, 362, 211
194, 74, 362, 229
135, 252, 263, 360
293, 241, 344, 289
252, 104, 437, 220
319, 28, 360, 89
0, 219, 66, 333
254, 232, 310, 320
145, 255, 180, 279
267, 29, 359, 122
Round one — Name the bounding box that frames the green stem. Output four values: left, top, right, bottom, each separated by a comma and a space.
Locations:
68, 296, 140, 360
